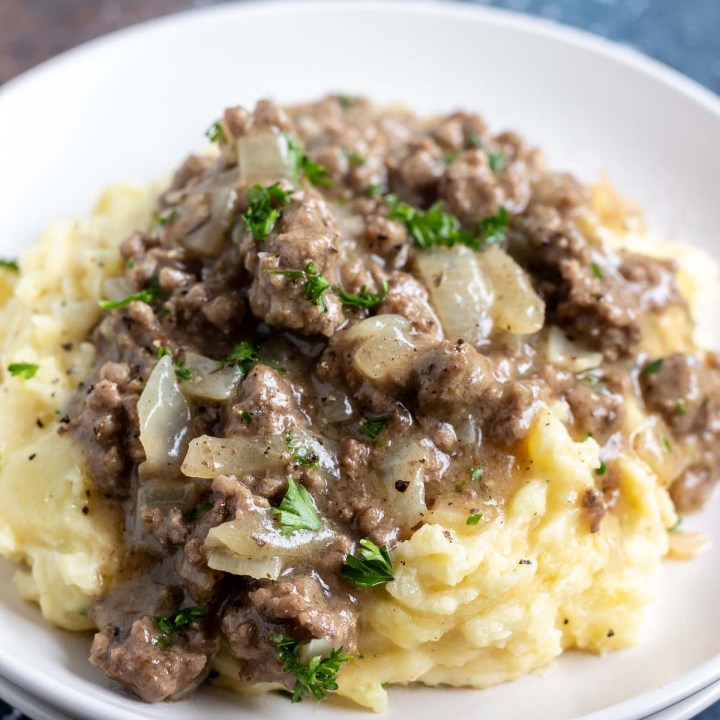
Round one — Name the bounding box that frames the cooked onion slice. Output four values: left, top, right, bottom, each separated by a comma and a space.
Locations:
181, 353, 242, 401
478, 246, 545, 335
414, 246, 493, 345
183, 171, 238, 256
207, 551, 282, 581
237, 131, 291, 186
137, 355, 191, 477
545, 326, 603, 373
181, 435, 286, 479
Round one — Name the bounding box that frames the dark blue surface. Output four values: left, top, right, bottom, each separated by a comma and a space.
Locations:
0, 1, 718, 719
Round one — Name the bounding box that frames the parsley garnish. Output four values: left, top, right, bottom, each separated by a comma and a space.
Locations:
368, 183, 386, 198
668, 516, 683, 533
183, 501, 214, 521
157, 346, 192, 381
359, 415, 388, 441
0, 259, 19, 271
337, 95, 356, 108
487, 151, 505, 173
98, 276, 162, 310
285, 134, 333, 188
595, 461, 607, 476
470, 467, 484, 483
154, 604, 207, 645
445, 152, 459, 165
642, 358, 664, 376
466, 513, 483, 526
335, 281, 388, 311
467, 133, 483, 149
386, 195, 507, 251
273, 477, 323, 535
205, 121, 226, 144
341, 538, 394, 588
344, 151, 366, 166
220, 341, 264, 379
8, 363, 38, 379
676, 400, 689, 415
154, 207, 179, 227
271, 634, 349, 703
265, 261, 330, 312
663, 436, 672, 453
241, 410, 254, 424
242, 182, 292, 242
591, 262, 605, 280
285, 431, 319, 469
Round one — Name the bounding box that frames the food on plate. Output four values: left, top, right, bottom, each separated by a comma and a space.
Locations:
0, 95, 718, 712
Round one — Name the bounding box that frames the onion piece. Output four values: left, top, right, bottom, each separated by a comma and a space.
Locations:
237, 131, 291, 186
181, 435, 286, 479
545, 326, 603, 373
181, 353, 242, 401
478, 246, 545, 335
183, 171, 239, 256
414, 246, 493, 345
342, 314, 427, 388
137, 355, 191, 478
136, 479, 198, 508
299, 638, 335, 664
207, 550, 282, 581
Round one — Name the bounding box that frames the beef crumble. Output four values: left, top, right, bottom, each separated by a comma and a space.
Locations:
65, 96, 719, 703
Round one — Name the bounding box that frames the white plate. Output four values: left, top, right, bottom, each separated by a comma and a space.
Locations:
645, 679, 720, 720
0, 2, 719, 719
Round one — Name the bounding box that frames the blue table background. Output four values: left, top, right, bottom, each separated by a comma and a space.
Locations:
0, 0, 718, 718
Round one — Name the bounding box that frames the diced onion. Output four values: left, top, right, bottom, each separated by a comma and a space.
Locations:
342, 314, 425, 388
478, 246, 545, 335
414, 246, 493, 345
184, 172, 238, 256
137, 355, 191, 478
312, 377, 354, 423
299, 638, 335, 664
181, 353, 242, 401
237, 131, 291, 186
545, 326, 603, 373
136, 479, 198, 508
207, 550, 282, 581
181, 435, 286, 479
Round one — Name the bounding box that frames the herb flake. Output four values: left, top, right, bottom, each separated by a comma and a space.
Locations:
242, 182, 292, 242
466, 513, 483, 526
341, 538, 394, 588
273, 477, 323, 535
335, 281, 388, 311
285, 431, 319, 469
154, 604, 207, 639
183, 502, 214, 521
205, 121, 226, 144
8, 363, 38, 379
0, 259, 19, 271
359, 415, 388, 441
642, 358, 664, 376
266, 261, 330, 312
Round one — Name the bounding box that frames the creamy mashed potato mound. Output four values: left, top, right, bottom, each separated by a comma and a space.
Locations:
0, 181, 709, 711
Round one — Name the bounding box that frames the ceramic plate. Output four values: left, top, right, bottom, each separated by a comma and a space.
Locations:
0, 3, 719, 719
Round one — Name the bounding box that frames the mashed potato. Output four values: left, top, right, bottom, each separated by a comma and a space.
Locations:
0, 181, 708, 711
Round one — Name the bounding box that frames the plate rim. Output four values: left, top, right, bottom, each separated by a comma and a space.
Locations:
0, 2, 719, 720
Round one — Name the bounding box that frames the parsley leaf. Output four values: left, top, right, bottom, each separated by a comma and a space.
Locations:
154, 604, 207, 640
285, 134, 333, 188
359, 415, 388, 441
335, 281, 388, 311
668, 516, 683, 533
265, 261, 330, 312
242, 182, 292, 242
341, 538, 394, 588
0, 259, 19, 271
154, 207, 179, 227
220, 341, 265, 379
183, 501, 214, 521
595, 461, 607, 476
156, 346, 192, 381
8, 363, 38, 379
466, 513, 483, 526
271, 634, 349, 703
642, 358, 664, 376
476, 206, 509, 246
344, 151, 366, 166
676, 400, 690, 415
591, 262, 605, 280
205, 121, 226, 144
98, 276, 162, 310
337, 95, 356, 108
368, 182, 386, 198
470, 467, 484, 483
285, 431, 319, 469
487, 151, 505, 173
273, 477, 323, 535
663, 436, 673, 453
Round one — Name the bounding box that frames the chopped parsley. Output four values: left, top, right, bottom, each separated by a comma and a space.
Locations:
265, 261, 330, 312
487, 151, 505, 173
205, 121, 226, 144
242, 182, 292, 242
335, 281, 388, 311
241, 410, 254, 424
341, 538, 394, 588
663, 436, 672, 453
8, 363, 38, 379
467, 133, 483, 149
444, 152, 460, 165
344, 151, 366, 166
676, 400, 690, 415
595, 461, 607, 476
466, 513, 483, 526
285, 134, 333, 188
273, 477, 323, 535
271, 634, 349, 703
591, 262, 605, 280
337, 95, 356, 108
386, 194, 507, 251
359, 415, 388, 441
470, 467, 484, 483
154, 604, 207, 644
183, 502, 214, 521
668, 516, 683, 533
0, 259, 19, 271
285, 431, 319, 469
642, 358, 664, 376
153, 207, 179, 226
98, 276, 162, 310
220, 341, 265, 379
368, 182, 386, 198
156, 346, 192, 381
